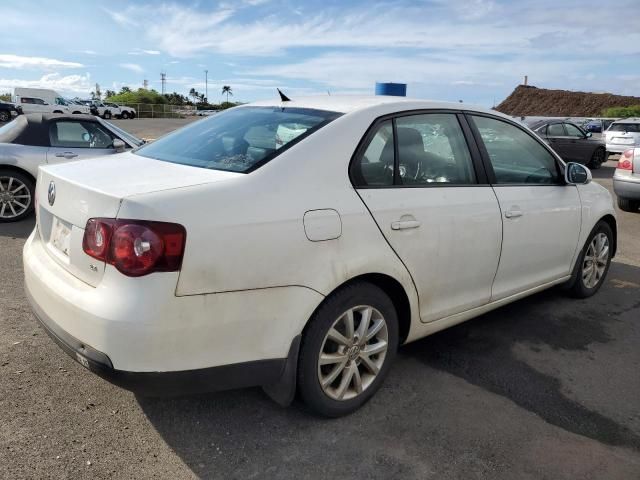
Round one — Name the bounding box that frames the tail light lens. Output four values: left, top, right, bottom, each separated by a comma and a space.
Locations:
619, 149, 634, 171
82, 218, 186, 277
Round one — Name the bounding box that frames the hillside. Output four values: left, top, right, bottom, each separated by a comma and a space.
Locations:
495, 85, 640, 117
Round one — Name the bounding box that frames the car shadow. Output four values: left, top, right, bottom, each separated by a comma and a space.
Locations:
137, 262, 640, 478
0, 217, 35, 239
590, 161, 616, 180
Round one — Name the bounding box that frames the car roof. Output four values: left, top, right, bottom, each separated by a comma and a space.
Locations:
247, 95, 500, 117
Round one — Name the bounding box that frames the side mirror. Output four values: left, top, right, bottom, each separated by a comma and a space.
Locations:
565, 162, 591, 185
585, 132, 592, 138
113, 138, 126, 153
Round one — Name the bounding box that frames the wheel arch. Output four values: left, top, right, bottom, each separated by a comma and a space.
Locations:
599, 214, 617, 257
0, 164, 36, 185
304, 273, 412, 345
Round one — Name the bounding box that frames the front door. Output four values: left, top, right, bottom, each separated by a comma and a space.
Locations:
353, 112, 502, 322
469, 114, 582, 300
46, 119, 116, 164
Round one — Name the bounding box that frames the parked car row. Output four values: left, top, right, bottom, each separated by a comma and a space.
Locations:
0, 88, 136, 122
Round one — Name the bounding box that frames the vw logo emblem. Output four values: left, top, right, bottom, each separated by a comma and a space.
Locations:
48, 181, 56, 206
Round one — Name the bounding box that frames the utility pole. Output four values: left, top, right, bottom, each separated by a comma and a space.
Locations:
160, 72, 166, 95
204, 70, 208, 103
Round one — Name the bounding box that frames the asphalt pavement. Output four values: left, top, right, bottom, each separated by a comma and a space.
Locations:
1, 120, 639, 479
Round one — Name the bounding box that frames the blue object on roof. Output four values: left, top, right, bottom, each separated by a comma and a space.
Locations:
375, 82, 407, 97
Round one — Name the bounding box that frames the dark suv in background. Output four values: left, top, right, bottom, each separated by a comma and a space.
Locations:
0, 101, 22, 122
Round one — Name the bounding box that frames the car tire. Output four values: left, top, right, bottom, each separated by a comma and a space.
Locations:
589, 148, 605, 169
0, 169, 35, 223
0, 110, 10, 122
617, 197, 639, 212
121, 111, 129, 120
103, 111, 112, 120
297, 281, 399, 417
564, 221, 613, 298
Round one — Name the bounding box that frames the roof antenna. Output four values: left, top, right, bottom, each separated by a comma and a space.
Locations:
277, 88, 291, 102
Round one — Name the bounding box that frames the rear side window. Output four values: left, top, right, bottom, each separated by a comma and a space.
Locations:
609, 123, 640, 133
352, 113, 476, 187
353, 120, 395, 186
471, 115, 561, 185
395, 114, 476, 185
134, 107, 341, 173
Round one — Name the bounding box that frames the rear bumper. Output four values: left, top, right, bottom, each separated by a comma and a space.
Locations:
613, 177, 640, 200
27, 286, 289, 396
23, 229, 322, 375
607, 144, 637, 154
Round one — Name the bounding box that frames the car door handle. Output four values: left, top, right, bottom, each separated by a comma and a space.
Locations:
504, 210, 523, 219
55, 152, 78, 159
391, 220, 421, 230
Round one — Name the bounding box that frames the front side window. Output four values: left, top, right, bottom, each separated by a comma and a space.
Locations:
50, 121, 116, 149
471, 115, 561, 185
395, 114, 476, 185
564, 123, 584, 137
547, 123, 565, 136
134, 106, 341, 173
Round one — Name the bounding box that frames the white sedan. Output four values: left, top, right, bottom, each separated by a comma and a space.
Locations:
24, 96, 617, 417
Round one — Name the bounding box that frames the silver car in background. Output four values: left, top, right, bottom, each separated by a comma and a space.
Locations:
613, 147, 640, 212
605, 119, 640, 156
0, 113, 144, 222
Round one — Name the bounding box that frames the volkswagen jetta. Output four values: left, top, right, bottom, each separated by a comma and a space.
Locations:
24, 96, 617, 417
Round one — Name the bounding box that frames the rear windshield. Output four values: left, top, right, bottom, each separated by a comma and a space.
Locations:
133, 106, 342, 173
609, 123, 640, 132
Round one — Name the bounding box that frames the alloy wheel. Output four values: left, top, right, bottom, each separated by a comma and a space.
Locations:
0, 176, 31, 219
317, 305, 388, 401
582, 233, 609, 289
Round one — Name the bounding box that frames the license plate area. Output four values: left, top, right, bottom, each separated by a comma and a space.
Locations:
50, 216, 72, 257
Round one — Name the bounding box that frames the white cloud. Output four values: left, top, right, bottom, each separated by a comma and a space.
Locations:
0, 73, 92, 95
120, 63, 144, 74
128, 48, 161, 55
102, 8, 139, 28
0, 54, 82, 69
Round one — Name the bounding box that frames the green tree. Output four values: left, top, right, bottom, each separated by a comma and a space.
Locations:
221, 85, 233, 103
119, 86, 132, 94
602, 105, 640, 118
0, 93, 10, 102
104, 89, 116, 99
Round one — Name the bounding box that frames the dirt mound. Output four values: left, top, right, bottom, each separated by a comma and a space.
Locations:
495, 85, 640, 117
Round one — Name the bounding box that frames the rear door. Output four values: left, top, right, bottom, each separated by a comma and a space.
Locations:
46, 119, 116, 163
353, 111, 502, 322
468, 114, 581, 300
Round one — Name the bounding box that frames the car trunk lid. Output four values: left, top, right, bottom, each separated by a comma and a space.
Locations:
36, 152, 242, 286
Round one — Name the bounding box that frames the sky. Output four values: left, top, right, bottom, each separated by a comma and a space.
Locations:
0, 0, 639, 107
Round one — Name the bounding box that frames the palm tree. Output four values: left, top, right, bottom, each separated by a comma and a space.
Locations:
221, 85, 233, 103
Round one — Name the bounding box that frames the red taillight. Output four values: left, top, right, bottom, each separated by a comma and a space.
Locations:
82, 218, 186, 277
619, 149, 634, 170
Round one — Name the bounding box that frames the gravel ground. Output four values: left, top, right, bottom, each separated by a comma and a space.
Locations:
1, 120, 639, 479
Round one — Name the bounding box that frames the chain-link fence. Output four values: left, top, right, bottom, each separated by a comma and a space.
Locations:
119, 104, 197, 119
